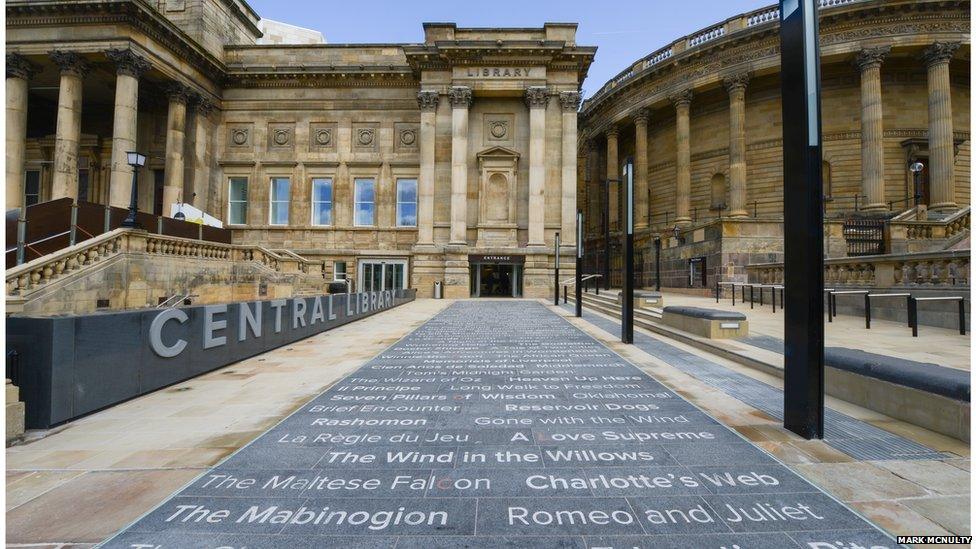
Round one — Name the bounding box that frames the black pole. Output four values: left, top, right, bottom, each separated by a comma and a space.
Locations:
780, 0, 825, 440
122, 165, 142, 229
576, 211, 583, 317
603, 179, 612, 290
654, 237, 661, 291
622, 158, 634, 344
554, 232, 560, 306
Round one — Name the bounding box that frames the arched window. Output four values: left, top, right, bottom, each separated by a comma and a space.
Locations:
710, 173, 726, 210
822, 160, 832, 198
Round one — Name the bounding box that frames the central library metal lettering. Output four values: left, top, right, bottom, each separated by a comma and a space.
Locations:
102, 301, 897, 548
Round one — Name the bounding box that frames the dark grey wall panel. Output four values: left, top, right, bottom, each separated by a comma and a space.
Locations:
7, 289, 416, 429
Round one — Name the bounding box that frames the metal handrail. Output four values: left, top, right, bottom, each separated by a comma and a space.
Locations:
561, 273, 602, 286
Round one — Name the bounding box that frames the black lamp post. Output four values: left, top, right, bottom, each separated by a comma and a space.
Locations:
576, 211, 583, 317
910, 160, 924, 208
121, 151, 146, 228
553, 232, 560, 306
654, 237, 662, 291
622, 158, 634, 344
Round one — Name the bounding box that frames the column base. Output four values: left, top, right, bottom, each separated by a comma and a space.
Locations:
929, 201, 959, 213
727, 210, 748, 218
860, 203, 888, 213
674, 216, 692, 225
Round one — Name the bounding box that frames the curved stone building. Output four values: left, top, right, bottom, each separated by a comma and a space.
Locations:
578, 0, 970, 287
5, 1, 595, 299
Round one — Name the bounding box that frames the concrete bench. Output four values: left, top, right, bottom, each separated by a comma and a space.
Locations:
662, 306, 748, 339
617, 290, 664, 309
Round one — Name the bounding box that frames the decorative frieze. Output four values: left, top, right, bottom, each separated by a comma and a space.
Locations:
106, 49, 151, 78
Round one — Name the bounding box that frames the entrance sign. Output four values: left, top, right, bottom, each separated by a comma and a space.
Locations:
6, 290, 416, 429
469, 254, 525, 264
100, 301, 897, 548
780, 0, 826, 439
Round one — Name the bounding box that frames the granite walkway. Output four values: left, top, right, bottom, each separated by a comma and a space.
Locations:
100, 300, 899, 548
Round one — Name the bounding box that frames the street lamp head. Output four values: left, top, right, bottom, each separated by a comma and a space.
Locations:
173, 211, 186, 221
909, 161, 924, 173
126, 151, 146, 167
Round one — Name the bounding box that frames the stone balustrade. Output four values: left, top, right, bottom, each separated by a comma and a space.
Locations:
6, 228, 326, 302
748, 249, 971, 287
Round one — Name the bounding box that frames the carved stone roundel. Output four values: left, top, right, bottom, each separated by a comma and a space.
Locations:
400, 129, 416, 146
358, 128, 374, 146
231, 129, 248, 146
490, 121, 507, 139
273, 129, 290, 146
315, 128, 332, 146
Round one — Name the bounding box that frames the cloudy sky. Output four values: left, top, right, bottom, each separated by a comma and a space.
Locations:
247, 0, 771, 97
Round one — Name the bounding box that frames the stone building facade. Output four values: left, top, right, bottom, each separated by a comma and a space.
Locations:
578, 0, 970, 287
5, 0, 594, 298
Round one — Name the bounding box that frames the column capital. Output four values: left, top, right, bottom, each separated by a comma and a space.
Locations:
417, 90, 440, 111
853, 46, 891, 72
525, 86, 550, 109
559, 90, 582, 112
723, 73, 750, 94
668, 89, 693, 109
921, 42, 960, 68
604, 126, 619, 139
6, 53, 37, 80
194, 96, 215, 117
165, 82, 193, 104
50, 50, 90, 78
106, 48, 151, 78
633, 108, 650, 126
448, 86, 472, 108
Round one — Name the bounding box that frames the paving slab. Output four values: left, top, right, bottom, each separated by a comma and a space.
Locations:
98, 301, 900, 548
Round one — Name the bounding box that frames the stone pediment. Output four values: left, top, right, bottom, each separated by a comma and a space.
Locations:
477, 146, 520, 161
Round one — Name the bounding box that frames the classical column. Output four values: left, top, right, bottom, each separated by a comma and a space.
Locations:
587, 140, 600, 236
448, 86, 471, 245
559, 91, 582, 247
50, 51, 90, 201
162, 82, 191, 217
724, 74, 749, 217
190, 97, 214, 209
6, 53, 35, 210
670, 89, 693, 224
633, 108, 650, 229
525, 86, 549, 246
605, 127, 619, 230
855, 46, 890, 211
923, 42, 960, 212
106, 49, 151, 208
417, 90, 439, 246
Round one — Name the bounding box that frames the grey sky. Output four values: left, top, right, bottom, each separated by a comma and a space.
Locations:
246, 0, 772, 97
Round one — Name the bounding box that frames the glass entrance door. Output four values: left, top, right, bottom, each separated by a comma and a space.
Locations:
470, 263, 522, 297
358, 260, 407, 292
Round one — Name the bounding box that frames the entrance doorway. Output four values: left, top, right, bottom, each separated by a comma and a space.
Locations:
358, 259, 407, 293
469, 254, 523, 297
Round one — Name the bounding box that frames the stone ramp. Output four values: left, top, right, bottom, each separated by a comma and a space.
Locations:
99, 300, 899, 548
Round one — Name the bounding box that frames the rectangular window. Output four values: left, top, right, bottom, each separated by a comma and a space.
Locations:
270, 177, 290, 225
311, 178, 333, 226
354, 178, 375, 226
24, 171, 40, 206
228, 177, 248, 225
396, 178, 418, 227
334, 260, 347, 281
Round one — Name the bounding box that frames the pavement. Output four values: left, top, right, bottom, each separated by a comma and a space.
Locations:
4, 297, 969, 548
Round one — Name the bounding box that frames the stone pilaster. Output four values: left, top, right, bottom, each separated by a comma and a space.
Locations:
560, 91, 582, 247
6, 53, 36, 210
50, 51, 90, 201
670, 89, 693, 224
633, 108, 650, 229
587, 140, 600, 236
922, 42, 960, 212
106, 49, 151, 208
724, 74, 749, 217
855, 46, 890, 211
526, 86, 549, 246
162, 82, 192, 217
416, 90, 438, 246
448, 86, 471, 245
605, 127, 619, 231
190, 96, 214, 210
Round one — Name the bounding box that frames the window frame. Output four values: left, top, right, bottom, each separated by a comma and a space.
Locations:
353, 178, 375, 227
310, 177, 334, 226
395, 178, 418, 227
268, 176, 291, 226
24, 170, 41, 207
333, 260, 347, 281
227, 176, 249, 226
